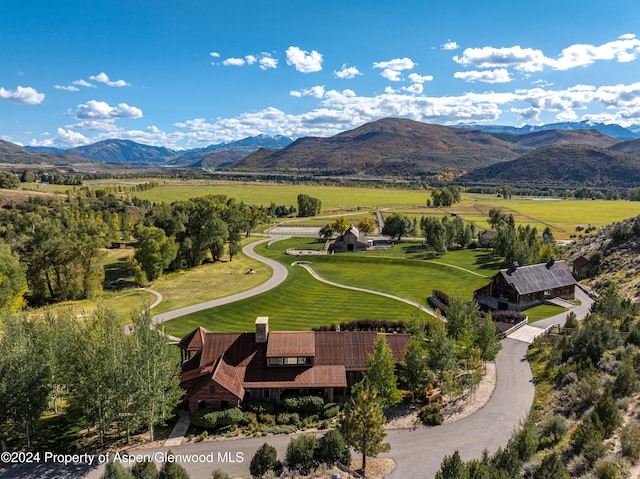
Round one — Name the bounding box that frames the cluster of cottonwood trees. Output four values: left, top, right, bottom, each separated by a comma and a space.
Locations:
488, 207, 556, 266
0, 196, 133, 303
0, 308, 183, 451
435, 284, 640, 478
134, 195, 268, 283
0, 192, 274, 304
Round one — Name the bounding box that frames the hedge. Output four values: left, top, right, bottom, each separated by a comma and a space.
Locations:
283, 395, 325, 414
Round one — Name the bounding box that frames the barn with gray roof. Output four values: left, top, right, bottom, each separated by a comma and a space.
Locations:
474, 258, 577, 311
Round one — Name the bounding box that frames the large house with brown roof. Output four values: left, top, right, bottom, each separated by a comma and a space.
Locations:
177, 317, 410, 412
474, 258, 577, 311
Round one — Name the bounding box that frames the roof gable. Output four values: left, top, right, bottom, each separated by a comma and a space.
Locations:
266, 331, 315, 357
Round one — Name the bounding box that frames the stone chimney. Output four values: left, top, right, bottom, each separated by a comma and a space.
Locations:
255, 316, 269, 343
546, 256, 555, 268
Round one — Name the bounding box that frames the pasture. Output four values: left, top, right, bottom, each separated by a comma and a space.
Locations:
125, 181, 640, 239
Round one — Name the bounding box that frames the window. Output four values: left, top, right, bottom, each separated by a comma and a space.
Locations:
209, 385, 216, 394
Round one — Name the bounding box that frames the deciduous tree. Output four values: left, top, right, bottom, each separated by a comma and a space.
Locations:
365, 335, 402, 406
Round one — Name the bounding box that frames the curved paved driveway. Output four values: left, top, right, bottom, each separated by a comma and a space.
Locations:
151, 237, 288, 325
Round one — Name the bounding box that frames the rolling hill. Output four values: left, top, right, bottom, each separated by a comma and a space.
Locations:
457, 144, 640, 187
233, 118, 529, 175
0, 140, 88, 166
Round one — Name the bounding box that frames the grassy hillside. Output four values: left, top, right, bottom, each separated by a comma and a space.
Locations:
565, 214, 640, 301
458, 144, 640, 187
234, 118, 528, 175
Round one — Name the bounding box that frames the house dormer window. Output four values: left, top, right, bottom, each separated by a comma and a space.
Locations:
268, 356, 312, 366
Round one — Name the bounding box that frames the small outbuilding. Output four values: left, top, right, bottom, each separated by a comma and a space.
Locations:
572, 255, 595, 279
474, 258, 577, 311
330, 225, 368, 253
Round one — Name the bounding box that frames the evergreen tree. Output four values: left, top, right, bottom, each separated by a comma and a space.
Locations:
286, 434, 318, 474
131, 459, 159, 479
249, 443, 281, 478
158, 451, 191, 479
532, 452, 569, 479
340, 381, 390, 478
435, 451, 468, 479
102, 459, 134, 479
316, 429, 351, 467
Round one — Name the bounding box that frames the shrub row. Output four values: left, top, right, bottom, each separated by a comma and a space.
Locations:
492, 310, 526, 324
314, 318, 405, 332
432, 289, 450, 306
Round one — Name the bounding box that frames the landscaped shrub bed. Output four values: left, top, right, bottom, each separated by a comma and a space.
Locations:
419, 402, 444, 426
313, 318, 405, 332
191, 408, 243, 429
192, 398, 341, 438
491, 310, 526, 324
432, 289, 450, 306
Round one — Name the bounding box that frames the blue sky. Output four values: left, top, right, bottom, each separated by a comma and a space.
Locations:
1, 0, 640, 149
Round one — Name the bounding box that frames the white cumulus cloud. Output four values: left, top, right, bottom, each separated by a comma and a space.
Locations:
74, 100, 143, 120
0, 86, 45, 105
373, 57, 415, 71
408, 73, 433, 83
380, 69, 402, 81
290, 85, 325, 98
89, 72, 130, 87
54, 85, 80, 92
210, 51, 220, 58
73, 79, 95, 88
334, 65, 361, 79
454, 68, 511, 83
286, 46, 323, 73
259, 55, 278, 70
222, 57, 246, 66
454, 46, 547, 72
550, 34, 640, 70
442, 41, 459, 50
402, 83, 424, 94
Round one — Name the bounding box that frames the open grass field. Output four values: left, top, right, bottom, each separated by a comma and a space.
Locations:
162, 238, 503, 337
130, 181, 428, 211
29, 289, 158, 322
151, 248, 269, 314
124, 182, 640, 240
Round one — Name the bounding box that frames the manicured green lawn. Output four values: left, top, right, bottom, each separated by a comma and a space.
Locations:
162, 263, 421, 337
525, 304, 568, 323
162, 239, 503, 337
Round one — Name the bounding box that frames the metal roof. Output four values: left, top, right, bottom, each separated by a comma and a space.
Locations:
500, 260, 576, 295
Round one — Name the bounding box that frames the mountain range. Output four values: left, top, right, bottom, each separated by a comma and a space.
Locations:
3, 119, 640, 187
